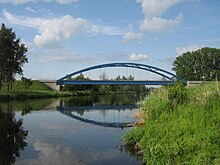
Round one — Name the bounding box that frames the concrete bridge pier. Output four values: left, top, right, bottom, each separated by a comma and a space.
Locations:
40, 80, 60, 91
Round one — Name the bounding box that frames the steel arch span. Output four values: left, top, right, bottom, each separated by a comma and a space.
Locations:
57, 62, 185, 85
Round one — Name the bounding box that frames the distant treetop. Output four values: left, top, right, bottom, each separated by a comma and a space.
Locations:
172, 47, 220, 81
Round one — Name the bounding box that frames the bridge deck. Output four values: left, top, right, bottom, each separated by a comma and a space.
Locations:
57, 80, 174, 85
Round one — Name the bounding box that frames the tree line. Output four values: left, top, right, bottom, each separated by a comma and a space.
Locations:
61, 73, 149, 94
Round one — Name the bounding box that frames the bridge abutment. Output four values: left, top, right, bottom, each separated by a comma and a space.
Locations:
40, 80, 60, 91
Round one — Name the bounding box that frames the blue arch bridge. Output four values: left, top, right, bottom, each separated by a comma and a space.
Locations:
56, 62, 185, 86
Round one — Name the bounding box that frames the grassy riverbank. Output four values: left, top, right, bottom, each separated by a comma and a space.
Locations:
0, 80, 73, 100
125, 82, 220, 164
0, 90, 73, 100
0, 80, 51, 91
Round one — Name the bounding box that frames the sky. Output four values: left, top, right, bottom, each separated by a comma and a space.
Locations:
0, 0, 220, 80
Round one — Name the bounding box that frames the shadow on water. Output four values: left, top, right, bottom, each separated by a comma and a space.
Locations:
0, 107, 28, 165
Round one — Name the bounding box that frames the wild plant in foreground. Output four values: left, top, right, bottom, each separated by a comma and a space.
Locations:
125, 82, 220, 165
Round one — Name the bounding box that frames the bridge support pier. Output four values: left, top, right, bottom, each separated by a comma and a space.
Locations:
40, 80, 60, 91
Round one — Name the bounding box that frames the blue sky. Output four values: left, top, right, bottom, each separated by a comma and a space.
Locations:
0, 0, 220, 80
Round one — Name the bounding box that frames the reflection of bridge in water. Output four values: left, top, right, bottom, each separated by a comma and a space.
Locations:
57, 105, 138, 128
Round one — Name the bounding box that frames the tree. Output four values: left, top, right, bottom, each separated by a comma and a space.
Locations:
172, 47, 220, 81
0, 23, 28, 91
61, 74, 92, 92
21, 77, 33, 90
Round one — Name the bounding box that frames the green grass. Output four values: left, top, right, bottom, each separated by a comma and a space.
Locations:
0, 80, 74, 100
0, 90, 73, 100
1, 80, 51, 92
124, 82, 220, 165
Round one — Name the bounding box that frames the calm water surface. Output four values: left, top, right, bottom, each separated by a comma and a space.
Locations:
0, 94, 144, 165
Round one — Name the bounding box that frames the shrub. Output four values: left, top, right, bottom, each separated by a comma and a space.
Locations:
168, 83, 188, 107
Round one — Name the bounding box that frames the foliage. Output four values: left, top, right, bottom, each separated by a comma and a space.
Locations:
61, 73, 93, 92
0, 23, 28, 91
0, 80, 73, 100
124, 127, 144, 147
0, 80, 51, 92
168, 82, 188, 107
172, 47, 220, 81
61, 74, 149, 94
0, 90, 72, 100
125, 82, 220, 164
21, 77, 33, 89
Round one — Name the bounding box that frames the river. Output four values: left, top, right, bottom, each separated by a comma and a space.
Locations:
0, 94, 144, 165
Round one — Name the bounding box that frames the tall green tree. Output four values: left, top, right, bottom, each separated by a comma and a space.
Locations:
172, 47, 220, 81
0, 23, 28, 91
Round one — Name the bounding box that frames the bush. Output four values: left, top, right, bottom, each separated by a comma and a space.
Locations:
168, 83, 188, 107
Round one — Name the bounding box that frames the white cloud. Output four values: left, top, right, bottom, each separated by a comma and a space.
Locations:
137, 0, 186, 33
3, 11, 124, 48
55, 0, 78, 4
3, 11, 87, 48
122, 31, 144, 43
0, 0, 34, 5
34, 15, 87, 47
129, 53, 148, 61
176, 44, 203, 55
89, 24, 125, 36
0, 0, 78, 4
25, 6, 37, 13
137, 0, 184, 18
140, 13, 182, 32
40, 53, 90, 63
3, 10, 44, 28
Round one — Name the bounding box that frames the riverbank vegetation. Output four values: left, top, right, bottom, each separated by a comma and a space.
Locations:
125, 82, 220, 164
0, 79, 51, 92
61, 73, 149, 95
0, 90, 73, 100
0, 80, 73, 100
